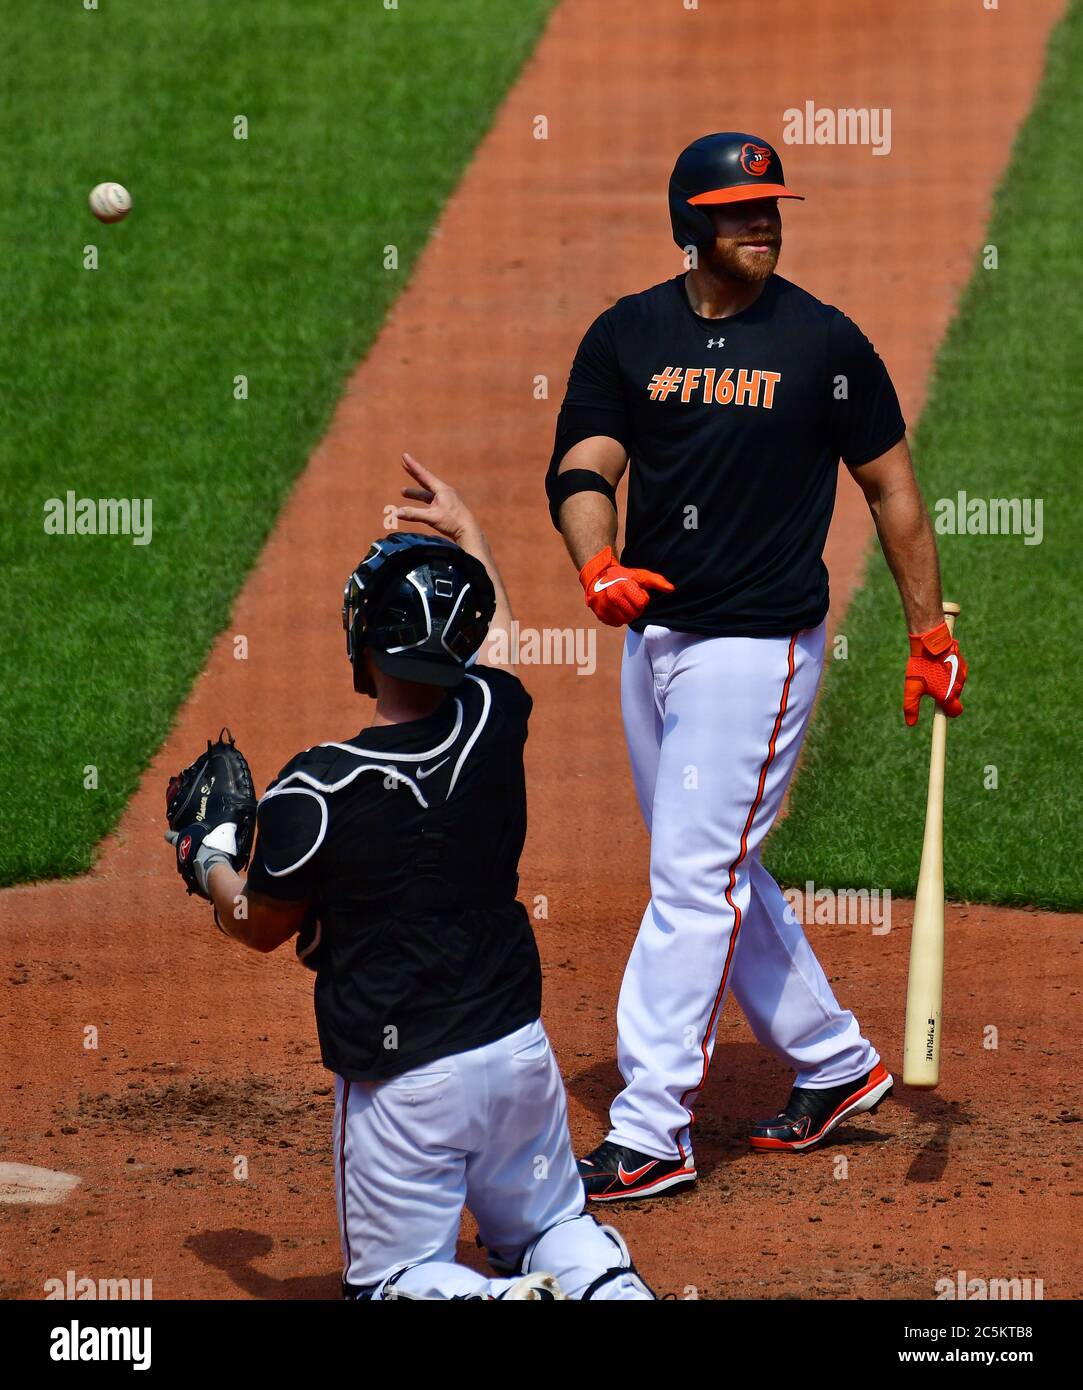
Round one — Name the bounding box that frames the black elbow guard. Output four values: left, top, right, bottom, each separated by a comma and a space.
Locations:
545, 467, 618, 530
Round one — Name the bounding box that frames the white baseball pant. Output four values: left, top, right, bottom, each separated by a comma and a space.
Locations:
335, 1018, 652, 1299
609, 622, 879, 1160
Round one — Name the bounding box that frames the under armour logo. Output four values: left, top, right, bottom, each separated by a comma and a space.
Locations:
707, 337, 726, 348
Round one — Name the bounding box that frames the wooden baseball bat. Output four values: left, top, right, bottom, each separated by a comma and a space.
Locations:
902, 601, 960, 1089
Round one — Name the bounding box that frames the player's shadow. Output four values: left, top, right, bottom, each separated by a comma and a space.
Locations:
565, 1044, 965, 1184
897, 1091, 970, 1183
186, 1228, 490, 1299
566, 1041, 804, 1183
186, 1229, 340, 1300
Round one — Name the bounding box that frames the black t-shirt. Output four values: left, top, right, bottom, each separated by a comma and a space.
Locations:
549, 273, 905, 636
245, 666, 542, 1082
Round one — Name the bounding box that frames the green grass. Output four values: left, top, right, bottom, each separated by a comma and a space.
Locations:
0, 0, 554, 885
765, 1, 1083, 910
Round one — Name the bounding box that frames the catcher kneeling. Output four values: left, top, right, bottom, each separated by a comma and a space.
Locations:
164, 455, 653, 1301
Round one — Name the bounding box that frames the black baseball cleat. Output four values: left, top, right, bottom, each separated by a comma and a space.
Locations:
750, 1062, 894, 1152
578, 1140, 697, 1202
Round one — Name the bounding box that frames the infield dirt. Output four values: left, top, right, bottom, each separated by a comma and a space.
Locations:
1, 0, 1077, 1299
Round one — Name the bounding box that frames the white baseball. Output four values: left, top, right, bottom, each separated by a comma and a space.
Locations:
88, 182, 132, 224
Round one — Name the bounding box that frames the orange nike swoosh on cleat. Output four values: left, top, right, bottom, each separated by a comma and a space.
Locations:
617, 1160, 656, 1184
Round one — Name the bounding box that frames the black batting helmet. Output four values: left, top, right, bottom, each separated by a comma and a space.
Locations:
342, 532, 496, 690
669, 132, 803, 251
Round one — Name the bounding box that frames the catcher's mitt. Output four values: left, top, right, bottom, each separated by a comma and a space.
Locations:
165, 728, 256, 899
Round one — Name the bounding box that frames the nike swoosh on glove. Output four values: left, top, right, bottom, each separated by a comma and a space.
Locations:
578, 545, 674, 627
903, 620, 968, 726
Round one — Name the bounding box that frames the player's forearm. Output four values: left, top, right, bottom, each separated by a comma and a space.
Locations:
870, 483, 944, 633
207, 862, 252, 943
207, 865, 306, 953
457, 522, 513, 646
550, 435, 628, 569
557, 491, 619, 571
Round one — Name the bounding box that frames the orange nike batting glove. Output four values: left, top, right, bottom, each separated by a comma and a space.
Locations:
903, 620, 968, 727
578, 545, 675, 627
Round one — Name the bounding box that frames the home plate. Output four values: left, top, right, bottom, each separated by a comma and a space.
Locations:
0, 1163, 81, 1204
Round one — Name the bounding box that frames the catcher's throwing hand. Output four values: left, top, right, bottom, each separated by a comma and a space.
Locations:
164, 729, 256, 899
579, 545, 675, 627
903, 621, 968, 726
394, 452, 476, 544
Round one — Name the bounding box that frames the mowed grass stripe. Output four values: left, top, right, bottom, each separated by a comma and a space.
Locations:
0, 0, 555, 884
764, 0, 1083, 909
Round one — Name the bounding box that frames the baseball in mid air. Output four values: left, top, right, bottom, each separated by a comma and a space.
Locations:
88, 182, 132, 224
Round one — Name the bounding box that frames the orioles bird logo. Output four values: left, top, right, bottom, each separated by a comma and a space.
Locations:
740, 142, 772, 176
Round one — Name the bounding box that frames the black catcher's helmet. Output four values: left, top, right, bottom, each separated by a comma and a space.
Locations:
669, 132, 803, 252
342, 532, 496, 690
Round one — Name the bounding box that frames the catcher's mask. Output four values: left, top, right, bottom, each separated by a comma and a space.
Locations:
669, 132, 803, 252
342, 532, 496, 691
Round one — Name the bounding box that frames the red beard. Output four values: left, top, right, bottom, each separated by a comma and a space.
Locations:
704, 237, 781, 283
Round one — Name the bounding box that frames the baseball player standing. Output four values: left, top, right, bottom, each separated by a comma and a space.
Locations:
167, 456, 654, 1298
546, 133, 969, 1201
